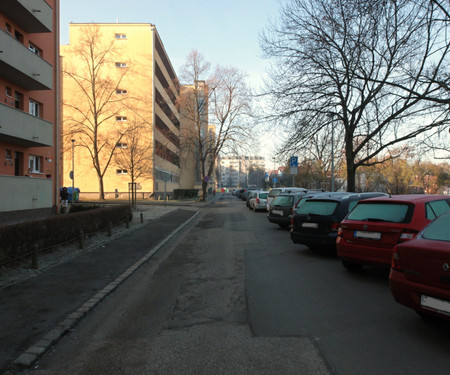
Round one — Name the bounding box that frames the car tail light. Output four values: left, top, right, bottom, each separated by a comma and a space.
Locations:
330, 222, 340, 232
398, 229, 419, 242
256, 198, 260, 204
391, 246, 402, 271
337, 226, 343, 237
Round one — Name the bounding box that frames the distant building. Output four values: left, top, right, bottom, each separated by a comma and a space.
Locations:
61, 23, 180, 199
0, 0, 60, 212
219, 155, 265, 187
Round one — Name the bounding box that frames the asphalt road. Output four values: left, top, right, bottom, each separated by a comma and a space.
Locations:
19, 194, 450, 374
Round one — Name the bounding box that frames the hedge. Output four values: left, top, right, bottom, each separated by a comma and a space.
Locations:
0, 204, 132, 265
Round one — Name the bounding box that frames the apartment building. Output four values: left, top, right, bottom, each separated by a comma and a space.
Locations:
0, 0, 59, 212
61, 23, 180, 199
219, 155, 266, 188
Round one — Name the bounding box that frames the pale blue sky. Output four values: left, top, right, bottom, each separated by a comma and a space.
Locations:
60, 0, 281, 90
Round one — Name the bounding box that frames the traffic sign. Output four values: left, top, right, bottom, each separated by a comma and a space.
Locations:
290, 156, 298, 167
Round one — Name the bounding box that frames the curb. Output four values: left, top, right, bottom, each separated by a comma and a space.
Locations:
12, 210, 200, 370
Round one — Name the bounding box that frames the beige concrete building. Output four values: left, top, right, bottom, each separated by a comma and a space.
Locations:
61, 23, 180, 199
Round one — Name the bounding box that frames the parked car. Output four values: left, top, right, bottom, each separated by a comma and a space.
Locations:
389, 211, 450, 320
267, 192, 309, 228
266, 187, 308, 211
249, 191, 270, 212
290, 192, 387, 252
337, 195, 450, 272
245, 189, 258, 206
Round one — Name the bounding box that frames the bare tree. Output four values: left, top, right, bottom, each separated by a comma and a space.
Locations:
179, 50, 252, 200
62, 25, 140, 199
261, 0, 450, 191
113, 119, 153, 206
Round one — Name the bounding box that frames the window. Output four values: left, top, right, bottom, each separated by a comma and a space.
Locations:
29, 99, 41, 117
5, 150, 12, 161
5, 23, 11, 34
14, 92, 23, 110
426, 199, 450, 220
116, 143, 128, 148
115, 62, 127, 68
116, 89, 128, 95
115, 33, 127, 39
5, 87, 12, 97
29, 42, 42, 56
115, 116, 127, 122
116, 169, 128, 175
28, 155, 42, 173
14, 30, 23, 43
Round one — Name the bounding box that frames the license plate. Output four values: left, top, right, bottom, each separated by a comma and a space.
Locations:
272, 210, 283, 216
421, 295, 450, 315
302, 222, 318, 229
354, 230, 381, 240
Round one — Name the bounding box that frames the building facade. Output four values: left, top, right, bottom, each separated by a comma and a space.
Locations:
61, 23, 180, 199
0, 0, 59, 212
219, 155, 266, 188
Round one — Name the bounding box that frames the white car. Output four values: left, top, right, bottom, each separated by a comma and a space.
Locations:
249, 191, 270, 212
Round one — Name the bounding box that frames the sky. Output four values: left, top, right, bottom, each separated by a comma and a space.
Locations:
60, 0, 280, 90
60, 0, 282, 160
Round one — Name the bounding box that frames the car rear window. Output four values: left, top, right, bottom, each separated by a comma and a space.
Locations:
426, 199, 450, 220
347, 203, 411, 223
259, 193, 268, 199
297, 200, 339, 215
272, 195, 293, 207
421, 214, 450, 242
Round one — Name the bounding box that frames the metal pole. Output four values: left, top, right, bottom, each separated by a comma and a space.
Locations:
71, 139, 75, 198
331, 121, 335, 192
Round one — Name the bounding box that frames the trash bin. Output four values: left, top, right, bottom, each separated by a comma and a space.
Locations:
67, 187, 80, 203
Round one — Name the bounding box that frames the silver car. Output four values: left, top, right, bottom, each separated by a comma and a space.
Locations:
249, 191, 270, 212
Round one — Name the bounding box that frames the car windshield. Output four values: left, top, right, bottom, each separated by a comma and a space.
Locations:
297, 200, 339, 215
421, 214, 450, 242
268, 189, 281, 198
347, 203, 410, 223
259, 193, 268, 199
272, 195, 294, 207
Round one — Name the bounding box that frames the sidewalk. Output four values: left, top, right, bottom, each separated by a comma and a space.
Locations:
0, 205, 200, 374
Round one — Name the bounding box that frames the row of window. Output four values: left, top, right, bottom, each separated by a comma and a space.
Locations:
4, 86, 42, 117
4, 22, 43, 57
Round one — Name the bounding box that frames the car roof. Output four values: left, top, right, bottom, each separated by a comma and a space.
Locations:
357, 194, 450, 203
306, 192, 387, 201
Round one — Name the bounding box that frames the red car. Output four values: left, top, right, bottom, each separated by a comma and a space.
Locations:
337, 195, 450, 272
389, 211, 450, 320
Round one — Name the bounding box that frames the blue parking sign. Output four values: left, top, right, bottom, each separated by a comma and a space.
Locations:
290, 156, 298, 167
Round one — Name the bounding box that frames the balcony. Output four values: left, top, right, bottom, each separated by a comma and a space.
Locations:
0, 102, 53, 147
0, 29, 53, 90
0, 0, 52, 33
0, 175, 53, 211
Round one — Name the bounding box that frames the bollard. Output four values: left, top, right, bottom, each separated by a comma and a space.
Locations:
79, 230, 85, 249
140, 212, 143, 223
31, 244, 39, 269
108, 222, 112, 237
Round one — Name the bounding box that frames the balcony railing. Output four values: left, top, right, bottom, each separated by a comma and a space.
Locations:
0, 102, 53, 147
0, 0, 52, 33
0, 29, 53, 90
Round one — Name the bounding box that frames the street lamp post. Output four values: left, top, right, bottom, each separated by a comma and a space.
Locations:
71, 139, 75, 200
327, 113, 336, 192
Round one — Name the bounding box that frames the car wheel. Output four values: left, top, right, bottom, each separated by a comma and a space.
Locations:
342, 260, 363, 272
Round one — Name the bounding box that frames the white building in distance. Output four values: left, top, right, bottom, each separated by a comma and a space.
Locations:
218, 155, 266, 188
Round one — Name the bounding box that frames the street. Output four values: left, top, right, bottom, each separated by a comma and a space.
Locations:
23, 194, 450, 374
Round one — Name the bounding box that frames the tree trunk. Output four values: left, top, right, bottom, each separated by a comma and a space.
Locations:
98, 176, 105, 200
